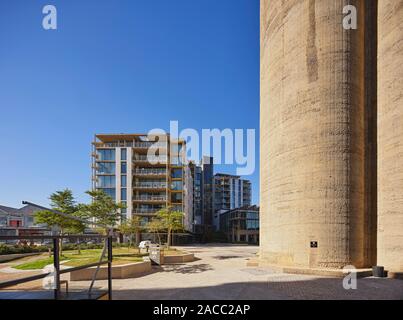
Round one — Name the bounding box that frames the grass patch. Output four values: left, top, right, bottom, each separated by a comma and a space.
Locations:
14, 257, 66, 270
13, 247, 146, 270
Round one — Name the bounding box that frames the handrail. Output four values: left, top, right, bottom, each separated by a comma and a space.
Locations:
0, 234, 113, 300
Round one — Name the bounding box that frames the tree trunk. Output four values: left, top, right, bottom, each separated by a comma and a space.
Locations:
59, 230, 63, 257
167, 228, 172, 249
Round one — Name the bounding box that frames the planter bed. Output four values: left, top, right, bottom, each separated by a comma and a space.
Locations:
162, 252, 194, 264
70, 260, 151, 281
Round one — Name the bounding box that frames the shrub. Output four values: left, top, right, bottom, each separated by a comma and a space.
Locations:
0, 243, 49, 255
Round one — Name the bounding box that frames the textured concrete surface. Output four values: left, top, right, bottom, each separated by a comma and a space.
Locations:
260, 0, 373, 269
377, 0, 403, 274
74, 245, 403, 300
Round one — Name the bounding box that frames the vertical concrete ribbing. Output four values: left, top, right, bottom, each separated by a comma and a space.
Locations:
377, 0, 403, 273
260, 0, 370, 269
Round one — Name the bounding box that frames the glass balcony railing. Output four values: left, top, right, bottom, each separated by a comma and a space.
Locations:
132, 208, 162, 214
133, 182, 167, 189
133, 155, 168, 162
134, 142, 167, 148
133, 195, 166, 201
134, 169, 167, 175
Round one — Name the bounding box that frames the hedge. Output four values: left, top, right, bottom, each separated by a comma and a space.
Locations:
0, 242, 132, 255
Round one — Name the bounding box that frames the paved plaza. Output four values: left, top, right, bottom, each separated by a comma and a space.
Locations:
1, 244, 402, 299
98, 244, 403, 300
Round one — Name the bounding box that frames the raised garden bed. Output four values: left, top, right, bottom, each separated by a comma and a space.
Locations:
70, 259, 152, 281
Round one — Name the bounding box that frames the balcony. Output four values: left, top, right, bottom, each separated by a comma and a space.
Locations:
133, 155, 168, 164
133, 196, 167, 202
133, 169, 167, 176
133, 142, 167, 148
132, 208, 161, 215
133, 182, 167, 189
94, 142, 133, 148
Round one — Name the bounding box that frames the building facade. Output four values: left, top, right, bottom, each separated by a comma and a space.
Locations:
189, 161, 202, 230
219, 205, 259, 244
92, 133, 192, 230
212, 174, 251, 230
200, 156, 214, 232
0, 204, 48, 237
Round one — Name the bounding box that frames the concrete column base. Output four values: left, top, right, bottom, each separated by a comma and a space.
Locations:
246, 258, 373, 278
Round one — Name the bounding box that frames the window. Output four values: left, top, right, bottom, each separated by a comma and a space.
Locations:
97, 149, 115, 161
99, 188, 115, 200
121, 175, 127, 187
171, 192, 182, 203
0, 216, 7, 226
121, 201, 127, 214
121, 148, 127, 161
97, 162, 115, 174
171, 181, 182, 191
171, 168, 182, 179
121, 188, 127, 201
97, 175, 116, 188
121, 162, 127, 174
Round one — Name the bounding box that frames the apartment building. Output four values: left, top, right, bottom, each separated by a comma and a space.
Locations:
92, 133, 191, 229
212, 174, 251, 230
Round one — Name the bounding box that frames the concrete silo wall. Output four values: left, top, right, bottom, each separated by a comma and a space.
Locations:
377, 0, 403, 273
260, 0, 372, 269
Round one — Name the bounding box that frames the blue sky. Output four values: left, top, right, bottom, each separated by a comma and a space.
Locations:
0, 0, 259, 208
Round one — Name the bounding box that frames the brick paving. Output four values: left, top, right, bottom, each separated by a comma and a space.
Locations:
1, 244, 402, 299
81, 244, 403, 300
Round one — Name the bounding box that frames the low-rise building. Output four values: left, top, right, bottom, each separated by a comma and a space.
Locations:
219, 205, 259, 244
0, 204, 49, 237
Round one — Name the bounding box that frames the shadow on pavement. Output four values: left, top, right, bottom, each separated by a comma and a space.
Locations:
154, 263, 214, 274
111, 277, 403, 300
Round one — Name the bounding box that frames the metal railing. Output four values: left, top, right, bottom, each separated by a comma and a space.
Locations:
133, 183, 167, 189
133, 155, 168, 162
134, 169, 167, 175
0, 234, 112, 300
132, 208, 161, 214
134, 142, 167, 148
133, 196, 166, 201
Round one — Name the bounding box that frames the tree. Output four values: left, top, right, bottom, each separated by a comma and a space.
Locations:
156, 206, 184, 248
34, 189, 85, 256
146, 218, 164, 245
120, 216, 143, 251
78, 190, 124, 233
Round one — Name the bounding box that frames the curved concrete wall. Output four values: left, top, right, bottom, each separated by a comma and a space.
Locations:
377, 0, 403, 273
260, 0, 370, 269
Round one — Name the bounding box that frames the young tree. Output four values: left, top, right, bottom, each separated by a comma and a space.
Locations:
146, 218, 164, 245
156, 206, 184, 248
120, 216, 143, 251
34, 189, 85, 256
79, 190, 124, 233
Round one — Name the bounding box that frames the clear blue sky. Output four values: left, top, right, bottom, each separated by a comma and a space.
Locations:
0, 0, 259, 208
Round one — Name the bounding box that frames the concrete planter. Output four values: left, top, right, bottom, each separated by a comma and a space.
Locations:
70, 260, 151, 281
0, 252, 41, 263
161, 252, 194, 264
